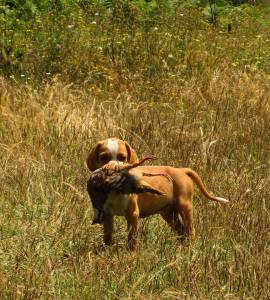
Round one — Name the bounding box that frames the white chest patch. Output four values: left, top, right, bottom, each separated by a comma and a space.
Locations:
107, 139, 119, 161
103, 192, 130, 216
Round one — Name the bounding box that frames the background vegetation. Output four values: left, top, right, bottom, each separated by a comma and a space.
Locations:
0, 0, 269, 298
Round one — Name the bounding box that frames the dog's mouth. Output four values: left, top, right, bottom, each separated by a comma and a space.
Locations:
92, 208, 104, 225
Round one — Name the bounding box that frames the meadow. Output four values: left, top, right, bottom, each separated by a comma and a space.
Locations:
0, 1, 270, 298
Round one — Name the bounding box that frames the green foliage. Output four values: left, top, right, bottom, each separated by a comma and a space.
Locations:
0, 1, 269, 77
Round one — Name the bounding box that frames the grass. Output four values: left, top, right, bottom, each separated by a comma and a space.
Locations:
0, 2, 270, 299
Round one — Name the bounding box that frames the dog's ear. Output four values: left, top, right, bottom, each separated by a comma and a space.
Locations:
86, 142, 101, 171
125, 141, 139, 164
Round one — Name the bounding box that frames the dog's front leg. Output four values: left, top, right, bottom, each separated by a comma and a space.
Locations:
103, 214, 114, 245
126, 195, 139, 250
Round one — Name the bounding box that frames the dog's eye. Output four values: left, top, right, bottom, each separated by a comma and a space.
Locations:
117, 154, 126, 162
99, 153, 110, 163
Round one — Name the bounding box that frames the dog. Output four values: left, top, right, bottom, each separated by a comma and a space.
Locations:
87, 138, 228, 249
86, 138, 139, 224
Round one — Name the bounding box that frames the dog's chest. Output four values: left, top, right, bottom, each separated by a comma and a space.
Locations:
103, 192, 130, 216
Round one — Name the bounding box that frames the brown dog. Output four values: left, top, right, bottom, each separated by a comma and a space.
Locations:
86, 138, 138, 223
87, 139, 228, 248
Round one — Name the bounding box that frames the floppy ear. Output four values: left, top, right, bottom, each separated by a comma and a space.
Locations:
125, 142, 139, 164
86, 142, 101, 171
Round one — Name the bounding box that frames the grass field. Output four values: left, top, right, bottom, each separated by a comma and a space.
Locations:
0, 2, 270, 299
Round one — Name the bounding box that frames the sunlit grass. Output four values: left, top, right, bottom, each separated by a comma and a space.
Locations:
0, 3, 270, 299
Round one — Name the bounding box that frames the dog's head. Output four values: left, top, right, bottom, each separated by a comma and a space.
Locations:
87, 138, 138, 224
86, 138, 138, 171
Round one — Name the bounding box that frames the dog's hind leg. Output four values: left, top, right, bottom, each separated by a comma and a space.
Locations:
176, 196, 195, 239
160, 207, 185, 237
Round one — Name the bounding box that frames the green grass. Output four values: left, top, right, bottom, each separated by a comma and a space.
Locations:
0, 2, 270, 299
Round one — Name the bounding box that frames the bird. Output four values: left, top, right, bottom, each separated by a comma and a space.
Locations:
87, 155, 171, 195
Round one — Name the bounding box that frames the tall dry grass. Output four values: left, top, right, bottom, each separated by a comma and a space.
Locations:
0, 4, 270, 299
1, 66, 269, 298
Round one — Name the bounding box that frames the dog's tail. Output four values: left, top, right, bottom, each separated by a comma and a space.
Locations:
184, 168, 229, 203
